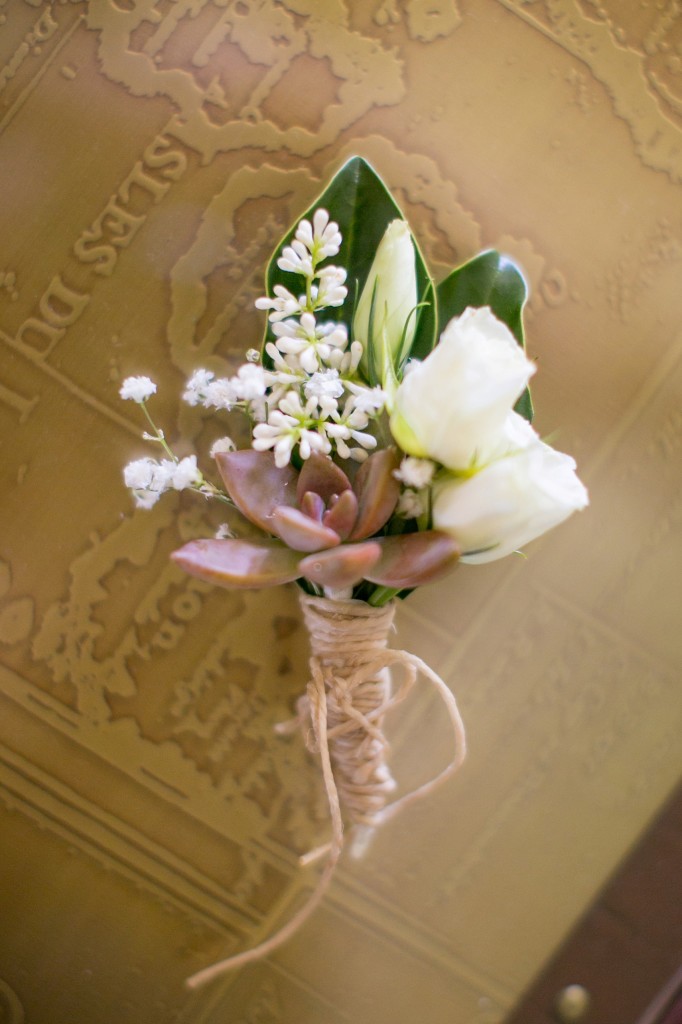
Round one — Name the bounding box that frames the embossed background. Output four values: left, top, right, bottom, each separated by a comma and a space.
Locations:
1, 1, 681, 1022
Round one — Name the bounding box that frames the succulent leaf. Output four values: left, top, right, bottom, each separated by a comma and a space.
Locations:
272, 506, 341, 552
171, 538, 301, 589
349, 448, 401, 540
300, 491, 325, 521
364, 531, 460, 588
299, 542, 382, 590
322, 489, 358, 540
215, 450, 297, 533
296, 453, 351, 506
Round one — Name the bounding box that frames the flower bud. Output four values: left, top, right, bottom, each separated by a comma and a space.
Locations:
354, 220, 417, 387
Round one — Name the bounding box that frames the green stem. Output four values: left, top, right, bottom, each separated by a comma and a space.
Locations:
141, 402, 176, 461
368, 585, 400, 607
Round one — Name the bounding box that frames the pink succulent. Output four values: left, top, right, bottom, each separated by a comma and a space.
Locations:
172, 450, 460, 592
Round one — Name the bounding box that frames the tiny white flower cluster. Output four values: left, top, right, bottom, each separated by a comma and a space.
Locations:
124, 455, 201, 509
182, 209, 387, 469
393, 455, 436, 519
119, 376, 157, 403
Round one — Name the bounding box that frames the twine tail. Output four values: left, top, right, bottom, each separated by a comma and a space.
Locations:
185, 664, 343, 991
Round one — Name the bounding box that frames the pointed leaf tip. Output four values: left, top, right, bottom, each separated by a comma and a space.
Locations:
172, 538, 300, 589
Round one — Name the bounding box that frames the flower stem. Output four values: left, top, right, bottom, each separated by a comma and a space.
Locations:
367, 585, 400, 607
140, 402, 176, 461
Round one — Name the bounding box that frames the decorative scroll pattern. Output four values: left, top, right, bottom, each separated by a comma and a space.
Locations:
0, 1, 681, 1021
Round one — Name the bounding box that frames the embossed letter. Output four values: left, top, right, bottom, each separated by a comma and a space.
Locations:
143, 135, 187, 181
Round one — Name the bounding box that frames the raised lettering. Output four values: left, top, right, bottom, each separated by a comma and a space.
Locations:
0, 43, 29, 90
143, 136, 187, 181
119, 160, 170, 206
33, 8, 58, 42
39, 275, 89, 327
73, 232, 117, 276
98, 197, 145, 247
13, 318, 64, 357
0, 378, 39, 422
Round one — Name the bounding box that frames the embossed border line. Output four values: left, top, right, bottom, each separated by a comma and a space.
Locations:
0, 327, 141, 437
0, 13, 85, 136
0, 739, 258, 937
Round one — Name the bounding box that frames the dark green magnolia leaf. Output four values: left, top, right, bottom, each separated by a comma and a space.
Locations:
262, 157, 436, 373
436, 250, 533, 422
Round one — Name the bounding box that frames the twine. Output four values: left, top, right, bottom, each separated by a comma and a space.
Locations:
186, 594, 466, 991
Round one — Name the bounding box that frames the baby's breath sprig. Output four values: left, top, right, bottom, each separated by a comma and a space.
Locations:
120, 377, 231, 510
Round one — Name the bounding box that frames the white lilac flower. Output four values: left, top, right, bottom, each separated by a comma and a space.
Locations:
295, 209, 342, 262
304, 369, 344, 413
252, 412, 314, 468
252, 391, 333, 467
120, 376, 157, 403
245, 348, 260, 363
171, 455, 201, 490
272, 313, 348, 374
394, 456, 435, 489
255, 284, 305, 323
396, 489, 425, 519
210, 436, 236, 457
277, 238, 314, 278
312, 265, 347, 309
183, 369, 214, 406
264, 342, 308, 384
325, 399, 378, 460
298, 428, 330, 461
327, 339, 363, 375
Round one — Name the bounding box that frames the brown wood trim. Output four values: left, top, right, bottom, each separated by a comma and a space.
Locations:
504, 783, 682, 1024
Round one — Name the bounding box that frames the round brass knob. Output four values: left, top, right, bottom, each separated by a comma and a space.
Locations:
554, 984, 592, 1022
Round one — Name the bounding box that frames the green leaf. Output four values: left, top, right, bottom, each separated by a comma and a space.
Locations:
436, 250, 533, 422
262, 157, 436, 369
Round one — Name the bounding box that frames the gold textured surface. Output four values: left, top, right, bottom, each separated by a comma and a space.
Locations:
1, 2, 681, 1021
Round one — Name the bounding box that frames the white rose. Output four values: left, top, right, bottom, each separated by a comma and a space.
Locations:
432, 438, 589, 563
390, 306, 535, 470
354, 220, 417, 385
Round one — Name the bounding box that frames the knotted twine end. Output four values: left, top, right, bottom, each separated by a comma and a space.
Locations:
185, 594, 466, 991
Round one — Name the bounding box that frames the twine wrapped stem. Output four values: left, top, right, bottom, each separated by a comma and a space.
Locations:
186, 594, 466, 991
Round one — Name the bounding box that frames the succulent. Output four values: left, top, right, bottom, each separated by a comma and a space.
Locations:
172, 450, 460, 593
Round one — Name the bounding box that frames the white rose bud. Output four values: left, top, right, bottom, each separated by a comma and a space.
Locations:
354, 220, 417, 387
390, 306, 536, 470
432, 439, 589, 563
